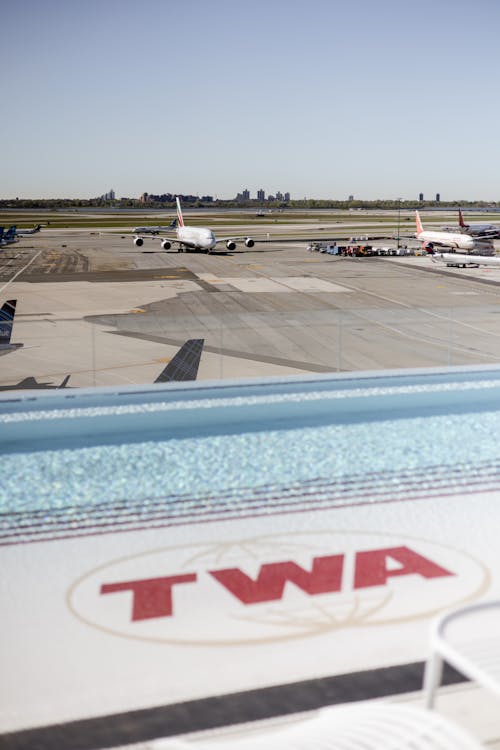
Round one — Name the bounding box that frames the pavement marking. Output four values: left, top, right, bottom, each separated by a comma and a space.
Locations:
111, 330, 334, 373
272, 277, 350, 293
0, 251, 42, 295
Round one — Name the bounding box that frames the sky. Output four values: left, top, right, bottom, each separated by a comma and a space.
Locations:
2, 0, 500, 201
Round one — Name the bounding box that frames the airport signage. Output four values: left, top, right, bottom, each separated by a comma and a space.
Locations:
69, 530, 489, 645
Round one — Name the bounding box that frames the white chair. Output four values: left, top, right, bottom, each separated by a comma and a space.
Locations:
148, 702, 483, 749
424, 599, 500, 709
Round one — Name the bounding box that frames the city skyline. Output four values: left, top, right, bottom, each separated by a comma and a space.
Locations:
4, 188, 463, 205
2, 0, 500, 201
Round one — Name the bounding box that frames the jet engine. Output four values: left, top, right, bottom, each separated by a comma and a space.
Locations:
161, 240, 171, 250
226, 240, 236, 251
245, 237, 254, 248
134, 237, 144, 247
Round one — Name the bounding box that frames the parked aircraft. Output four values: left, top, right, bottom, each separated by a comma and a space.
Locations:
133, 219, 177, 235
431, 252, 500, 268
441, 210, 500, 237
14, 224, 43, 236
414, 211, 495, 254
0, 226, 19, 246
457, 209, 500, 237
0, 300, 23, 355
133, 197, 255, 253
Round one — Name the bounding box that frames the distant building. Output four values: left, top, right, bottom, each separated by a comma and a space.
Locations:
276, 191, 283, 201
419, 193, 424, 202
257, 189, 265, 201
436, 193, 440, 202
284, 192, 290, 202
348, 195, 354, 201
99, 188, 116, 201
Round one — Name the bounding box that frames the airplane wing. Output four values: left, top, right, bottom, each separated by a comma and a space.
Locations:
128, 233, 181, 250
218, 235, 256, 242
134, 229, 178, 236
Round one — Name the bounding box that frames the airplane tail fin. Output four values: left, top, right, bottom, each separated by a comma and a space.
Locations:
415, 211, 424, 235
59, 375, 71, 388
169, 218, 177, 229
0, 299, 16, 345
176, 197, 184, 228
155, 339, 204, 383
458, 208, 467, 228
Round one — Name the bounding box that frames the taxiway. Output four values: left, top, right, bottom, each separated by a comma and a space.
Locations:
2, 229, 500, 389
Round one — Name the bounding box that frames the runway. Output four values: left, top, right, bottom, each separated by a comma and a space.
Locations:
3, 230, 500, 389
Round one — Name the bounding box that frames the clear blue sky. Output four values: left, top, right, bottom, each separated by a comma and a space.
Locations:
2, 0, 500, 200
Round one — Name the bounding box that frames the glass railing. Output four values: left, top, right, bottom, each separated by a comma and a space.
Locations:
3, 303, 500, 392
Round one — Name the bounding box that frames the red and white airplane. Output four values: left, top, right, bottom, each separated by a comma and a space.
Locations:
133, 197, 255, 253
415, 211, 495, 253
457, 208, 500, 237
441, 209, 500, 237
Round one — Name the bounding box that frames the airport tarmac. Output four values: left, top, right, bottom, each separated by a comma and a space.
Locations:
3, 230, 500, 391
5, 228, 500, 748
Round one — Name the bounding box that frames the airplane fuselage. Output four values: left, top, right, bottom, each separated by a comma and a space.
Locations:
417, 230, 494, 252
177, 226, 217, 250
417, 230, 474, 250
461, 224, 498, 237
15, 225, 42, 236
432, 252, 500, 267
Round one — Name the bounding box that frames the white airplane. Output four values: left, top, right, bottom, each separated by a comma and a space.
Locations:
415, 211, 495, 254
133, 197, 255, 253
431, 252, 500, 268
